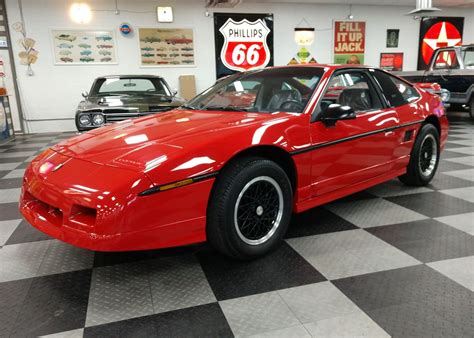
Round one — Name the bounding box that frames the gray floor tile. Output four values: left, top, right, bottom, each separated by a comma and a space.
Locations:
85, 262, 154, 327
440, 186, 474, 203
0, 188, 21, 203
445, 156, 474, 167
0, 169, 25, 179
435, 212, 474, 235
248, 325, 310, 338
428, 256, 474, 291
287, 230, 420, 279
0, 219, 21, 246
446, 139, 474, 147
326, 198, 427, 228
0, 240, 50, 282
304, 312, 390, 338
278, 281, 360, 323
41, 328, 84, 337
0, 151, 37, 158
0, 163, 22, 171
220, 292, 300, 337
443, 168, 474, 182
37, 240, 95, 277
446, 147, 474, 155
148, 255, 216, 314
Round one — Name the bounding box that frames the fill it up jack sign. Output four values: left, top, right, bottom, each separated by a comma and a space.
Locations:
333, 21, 366, 65
214, 13, 274, 78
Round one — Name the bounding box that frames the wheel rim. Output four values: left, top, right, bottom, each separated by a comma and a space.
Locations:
234, 176, 284, 246
418, 134, 438, 177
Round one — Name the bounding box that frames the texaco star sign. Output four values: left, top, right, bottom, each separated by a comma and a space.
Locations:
421, 21, 462, 66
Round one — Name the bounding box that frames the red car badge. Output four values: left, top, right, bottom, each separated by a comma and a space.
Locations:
219, 18, 271, 72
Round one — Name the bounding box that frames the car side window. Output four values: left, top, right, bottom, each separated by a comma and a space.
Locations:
433, 50, 459, 70
372, 70, 410, 107
390, 77, 420, 103
319, 71, 382, 114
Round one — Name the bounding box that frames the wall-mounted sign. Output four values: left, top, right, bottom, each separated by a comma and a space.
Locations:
386, 29, 399, 48
51, 29, 117, 65
333, 21, 366, 65
119, 23, 132, 36
380, 52, 404, 71
417, 17, 463, 70
214, 13, 274, 78
138, 28, 195, 67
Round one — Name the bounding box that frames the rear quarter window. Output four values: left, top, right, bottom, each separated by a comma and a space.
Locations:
372, 70, 419, 107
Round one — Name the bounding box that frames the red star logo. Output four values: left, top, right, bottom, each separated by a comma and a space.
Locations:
421, 21, 462, 65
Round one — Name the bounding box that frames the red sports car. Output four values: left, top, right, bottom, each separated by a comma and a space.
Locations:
20, 65, 448, 259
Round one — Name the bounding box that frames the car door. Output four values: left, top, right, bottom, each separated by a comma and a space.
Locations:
309, 69, 400, 197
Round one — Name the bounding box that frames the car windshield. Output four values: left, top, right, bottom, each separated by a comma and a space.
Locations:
186, 67, 324, 113
91, 78, 172, 96
462, 47, 474, 69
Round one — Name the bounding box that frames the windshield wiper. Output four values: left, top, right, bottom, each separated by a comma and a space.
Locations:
203, 105, 250, 112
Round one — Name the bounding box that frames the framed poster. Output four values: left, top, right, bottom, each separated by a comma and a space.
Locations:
333, 21, 365, 64
138, 28, 195, 67
380, 52, 404, 71
386, 29, 399, 48
52, 29, 117, 65
417, 17, 463, 70
214, 13, 274, 78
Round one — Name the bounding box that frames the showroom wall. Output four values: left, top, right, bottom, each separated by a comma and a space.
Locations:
4, 0, 474, 132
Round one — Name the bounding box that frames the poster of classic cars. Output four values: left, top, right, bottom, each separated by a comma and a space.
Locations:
333, 21, 366, 64
52, 30, 117, 65
138, 28, 195, 67
417, 17, 464, 70
214, 13, 274, 78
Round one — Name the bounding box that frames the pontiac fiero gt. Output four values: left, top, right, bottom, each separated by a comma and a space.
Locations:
20, 65, 448, 259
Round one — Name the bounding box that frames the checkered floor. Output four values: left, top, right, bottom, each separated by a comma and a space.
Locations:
0, 115, 473, 338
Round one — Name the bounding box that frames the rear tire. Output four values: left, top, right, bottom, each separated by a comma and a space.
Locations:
207, 157, 293, 259
399, 123, 440, 186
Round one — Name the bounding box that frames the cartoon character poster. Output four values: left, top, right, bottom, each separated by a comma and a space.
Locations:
333, 21, 365, 64
214, 13, 274, 78
417, 17, 463, 70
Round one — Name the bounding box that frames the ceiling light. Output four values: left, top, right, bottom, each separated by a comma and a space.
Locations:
70, 3, 92, 24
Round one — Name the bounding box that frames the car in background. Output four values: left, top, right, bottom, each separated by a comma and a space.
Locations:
21, 65, 448, 259
395, 44, 474, 118
75, 75, 186, 131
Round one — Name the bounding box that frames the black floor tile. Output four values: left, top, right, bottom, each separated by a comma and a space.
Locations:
444, 142, 470, 150
437, 159, 472, 173
286, 207, 358, 239
84, 303, 233, 338
0, 278, 33, 337
14, 162, 31, 169
334, 265, 473, 337
5, 220, 52, 245
328, 190, 377, 204
367, 219, 474, 262
387, 191, 474, 217
0, 170, 10, 179
197, 242, 325, 301
428, 173, 474, 190
11, 270, 92, 337
440, 150, 470, 159
0, 203, 22, 221
0, 178, 23, 189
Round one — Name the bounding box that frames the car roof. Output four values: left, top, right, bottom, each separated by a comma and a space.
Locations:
266, 64, 376, 71
97, 75, 164, 80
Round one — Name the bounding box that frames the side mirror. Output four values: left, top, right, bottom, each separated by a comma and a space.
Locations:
319, 104, 356, 127
172, 89, 178, 96
81, 91, 89, 98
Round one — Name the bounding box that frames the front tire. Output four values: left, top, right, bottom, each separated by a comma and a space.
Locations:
399, 123, 440, 186
207, 157, 293, 259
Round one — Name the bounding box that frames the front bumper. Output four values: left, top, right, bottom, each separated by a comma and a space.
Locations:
19, 151, 212, 251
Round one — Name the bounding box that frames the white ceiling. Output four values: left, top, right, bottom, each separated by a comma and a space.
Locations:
243, 0, 474, 8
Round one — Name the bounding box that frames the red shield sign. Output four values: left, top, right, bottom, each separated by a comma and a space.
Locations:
219, 18, 271, 72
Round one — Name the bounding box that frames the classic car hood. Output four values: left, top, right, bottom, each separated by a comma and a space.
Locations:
53, 109, 284, 172
79, 95, 184, 111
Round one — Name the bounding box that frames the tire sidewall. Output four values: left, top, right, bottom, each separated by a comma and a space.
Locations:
219, 160, 293, 258
412, 124, 440, 184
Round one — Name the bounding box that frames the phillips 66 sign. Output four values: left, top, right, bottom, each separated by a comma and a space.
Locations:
214, 13, 274, 78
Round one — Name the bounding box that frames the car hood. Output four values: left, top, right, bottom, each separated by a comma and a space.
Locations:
79, 95, 185, 111
53, 109, 286, 172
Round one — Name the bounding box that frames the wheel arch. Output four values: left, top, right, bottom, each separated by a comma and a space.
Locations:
215, 145, 298, 195
424, 114, 441, 136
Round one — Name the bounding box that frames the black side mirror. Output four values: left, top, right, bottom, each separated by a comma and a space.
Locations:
319, 104, 356, 127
